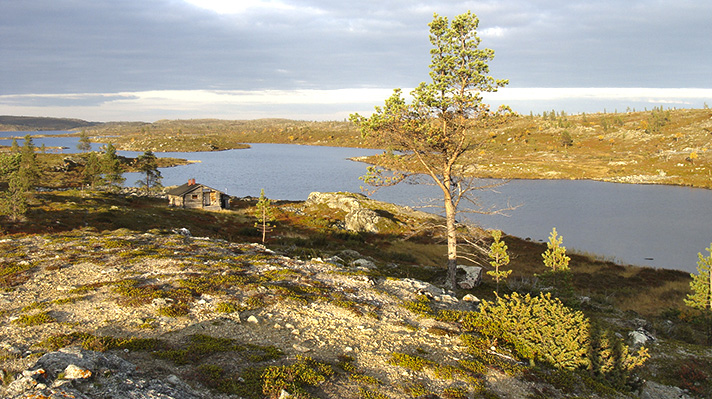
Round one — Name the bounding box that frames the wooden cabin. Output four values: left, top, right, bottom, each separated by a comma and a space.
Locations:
166, 179, 230, 210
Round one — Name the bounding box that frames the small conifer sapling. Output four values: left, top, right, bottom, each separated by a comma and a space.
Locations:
255, 189, 276, 243
543, 227, 570, 272
684, 243, 712, 342
486, 230, 511, 294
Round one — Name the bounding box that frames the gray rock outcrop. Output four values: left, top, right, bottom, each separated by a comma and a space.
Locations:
639, 380, 691, 399
344, 208, 382, 233
4, 347, 203, 399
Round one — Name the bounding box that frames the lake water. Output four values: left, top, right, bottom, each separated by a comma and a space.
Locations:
3, 133, 711, 273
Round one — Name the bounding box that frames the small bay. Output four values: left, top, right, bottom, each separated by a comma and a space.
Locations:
3, 133, 710, 273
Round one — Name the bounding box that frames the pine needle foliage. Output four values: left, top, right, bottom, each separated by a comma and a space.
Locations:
684, 244, 712, 342
468, 292, 589, 370
486, 229, 511, 293
542, 227, 570, 272
685, 243, 712, 311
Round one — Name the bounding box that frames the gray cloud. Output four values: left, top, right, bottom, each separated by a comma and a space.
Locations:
1, 0, 710, 120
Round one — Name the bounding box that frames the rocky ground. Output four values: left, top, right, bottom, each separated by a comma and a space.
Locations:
0, 222, 694, 399
0, 227, 503, 399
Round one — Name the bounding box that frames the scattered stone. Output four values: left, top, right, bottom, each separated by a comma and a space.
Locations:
292, 344, 311, 353
352, 258, 376, 269
172, 228, 192, 237
462, 294, 480, 302
325, 256, 344, 265
339, 249, 362, 259
384, 278, 444, 298
62, 364, 92, 380
436, 294, 459, 304
279, 389, 294, 399
247, 315, 260, 324
629, 328, 656, 347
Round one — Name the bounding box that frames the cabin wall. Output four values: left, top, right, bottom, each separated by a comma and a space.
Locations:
167, 184, 229, 210
184, 192, 204, 208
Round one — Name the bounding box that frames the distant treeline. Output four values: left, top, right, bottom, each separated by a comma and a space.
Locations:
0, 115, 101, 131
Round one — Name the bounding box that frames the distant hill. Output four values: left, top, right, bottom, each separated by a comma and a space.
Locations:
0, 115, 101, 131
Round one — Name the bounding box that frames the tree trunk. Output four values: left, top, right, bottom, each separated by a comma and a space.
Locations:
445, 194, 458, 289
261, 207, 267, 243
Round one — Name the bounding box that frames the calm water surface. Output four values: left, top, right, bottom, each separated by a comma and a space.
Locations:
3, 133, 711, 272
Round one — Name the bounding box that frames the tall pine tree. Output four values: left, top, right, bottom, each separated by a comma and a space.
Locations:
135, 151, 162, 195
101, 143, 125, 191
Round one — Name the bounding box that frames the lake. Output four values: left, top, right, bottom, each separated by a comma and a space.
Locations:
3, 133, 711, 273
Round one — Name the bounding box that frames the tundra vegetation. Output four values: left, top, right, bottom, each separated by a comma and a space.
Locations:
1, 11, 711, 397
0, 178, 709, 397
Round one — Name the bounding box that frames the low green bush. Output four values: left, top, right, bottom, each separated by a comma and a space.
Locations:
466, 292, 589, 370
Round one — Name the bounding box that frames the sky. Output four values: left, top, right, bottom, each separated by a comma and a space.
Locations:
1, 0, 711, 122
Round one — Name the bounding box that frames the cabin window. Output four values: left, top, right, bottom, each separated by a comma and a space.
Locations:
191, 194, 199, 200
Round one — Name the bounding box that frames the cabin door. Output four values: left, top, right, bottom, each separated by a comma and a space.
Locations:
203, 192, 211, 206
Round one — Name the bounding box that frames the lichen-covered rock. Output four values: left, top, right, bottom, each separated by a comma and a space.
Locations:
306, 192, 366, 212
4, 347, 203, 399
345, 208, 382, 233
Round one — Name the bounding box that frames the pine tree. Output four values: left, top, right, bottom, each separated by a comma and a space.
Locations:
254, 189, 276, 243
134, 151, 162, 195
350, 11, 512, 288
543, 227, 570, 272
686, 244, 712, 310
82, 152, 102, 189
10, 138, 20, 153
77, 130, 92, 152
0, 171, 29, 222
486, 230, 512, 294
18, 134, 41, 191
540, 227, 574, 302
684, 244, 712, 342
0, 154, 26, 222
101, 143, 125, 191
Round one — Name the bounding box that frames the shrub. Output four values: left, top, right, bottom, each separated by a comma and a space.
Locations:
468, 292, 589, 370
587, 325, 649, 389
13, 311, 55, 326
261, 355, 332, 399
215, 301, 240, 313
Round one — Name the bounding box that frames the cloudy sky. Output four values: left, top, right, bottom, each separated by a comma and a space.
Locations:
1, 0, 711, 122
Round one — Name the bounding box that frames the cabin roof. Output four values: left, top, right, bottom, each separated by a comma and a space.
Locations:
166, 182, 225, 197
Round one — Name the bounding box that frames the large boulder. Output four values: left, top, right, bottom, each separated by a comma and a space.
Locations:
456, 265, 483, 289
